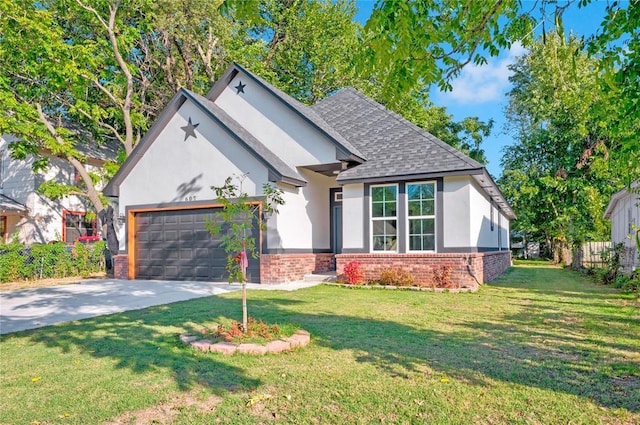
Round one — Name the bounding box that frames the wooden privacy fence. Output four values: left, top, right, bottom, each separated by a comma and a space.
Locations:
573, 241, 611, 269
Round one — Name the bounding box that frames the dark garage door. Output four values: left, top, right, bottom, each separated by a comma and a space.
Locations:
134, 208, 260, 282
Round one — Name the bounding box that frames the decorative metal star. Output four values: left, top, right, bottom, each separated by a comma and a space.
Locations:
234, 81, 246, 94
181, 117, 200, 141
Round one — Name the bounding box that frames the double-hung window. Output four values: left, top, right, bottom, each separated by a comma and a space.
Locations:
371, 184, 398, 251
407, 182, 435, 251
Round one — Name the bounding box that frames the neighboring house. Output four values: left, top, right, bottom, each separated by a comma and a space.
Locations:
0, 134, 117, 245
104, 63, 515, 287
604, 181, 639, 272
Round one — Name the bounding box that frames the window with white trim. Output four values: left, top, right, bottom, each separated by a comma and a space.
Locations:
371, 184, 398, 251
407, 182, 435, 251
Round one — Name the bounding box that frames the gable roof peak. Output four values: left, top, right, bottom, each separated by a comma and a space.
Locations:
206, 63, 366, 163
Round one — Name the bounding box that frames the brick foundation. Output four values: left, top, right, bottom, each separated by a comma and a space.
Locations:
335, 251, 512, 289
482, 251, 513, 282
260, 253, 335, 284
113, 254, 129, 280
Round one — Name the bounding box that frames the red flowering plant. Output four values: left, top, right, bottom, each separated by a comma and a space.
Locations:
342, 261, 365, 284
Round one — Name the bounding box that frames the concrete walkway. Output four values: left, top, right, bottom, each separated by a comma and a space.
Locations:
0, 279, 320, 335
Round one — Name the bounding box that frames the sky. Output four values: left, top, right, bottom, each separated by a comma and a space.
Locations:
353, 0, 613, 178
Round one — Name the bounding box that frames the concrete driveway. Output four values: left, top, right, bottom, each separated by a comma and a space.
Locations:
0, 279, 318, 335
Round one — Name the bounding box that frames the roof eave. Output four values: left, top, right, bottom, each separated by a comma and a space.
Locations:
336, 167, 485, 185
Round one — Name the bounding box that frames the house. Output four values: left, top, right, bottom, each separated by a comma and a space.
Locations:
103, 63, 515, 287
604, 182, 639, 272
0, 134, 117, 245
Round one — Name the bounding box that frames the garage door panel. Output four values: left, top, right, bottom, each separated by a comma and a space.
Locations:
179, 230, 194, 242
134, 208, 260, 282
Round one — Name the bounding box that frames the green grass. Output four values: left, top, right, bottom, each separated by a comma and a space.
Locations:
1, 264, 639, 424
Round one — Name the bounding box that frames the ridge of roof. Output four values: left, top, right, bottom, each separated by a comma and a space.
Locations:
182, 89, 307, 187
321, 87, 484, 170
209, 63, 366, 163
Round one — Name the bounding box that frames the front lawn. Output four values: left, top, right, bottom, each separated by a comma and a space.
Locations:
1, 264, 638, 424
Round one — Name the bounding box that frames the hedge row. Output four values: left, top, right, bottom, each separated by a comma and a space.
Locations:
0, 241, 106, 283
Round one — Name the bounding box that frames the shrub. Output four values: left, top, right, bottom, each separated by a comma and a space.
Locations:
341, 261, 365, 284
432, 265, 456, 288
379, 267, 414, 286
0, 244, 25, 282
600, 242, 625, 285
613, 272, 640, 294
0, 241, 105, 283
213, 317, 281, 343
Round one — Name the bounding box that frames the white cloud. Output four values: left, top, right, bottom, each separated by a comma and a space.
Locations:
436, 42, 528, 104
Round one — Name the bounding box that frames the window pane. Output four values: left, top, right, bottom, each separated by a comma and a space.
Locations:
383, 201, 396, 217
372, 220, 385, 234
384, 235, 397, 250
420, 184, 434, 198
409, 219, 421, 234
423, 218, 434, 233
373, 236, 385, 250
409, 235, 422, 251
408, 200, 421, 216
423, 200, 435, 215
384, 186, 397, 201
423, 235, 435, 250
372, 187, 384, 202
384, 220, 397, 234
372, 202, 384, 217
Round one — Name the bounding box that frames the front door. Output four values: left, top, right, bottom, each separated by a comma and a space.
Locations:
330, 188, 342, 254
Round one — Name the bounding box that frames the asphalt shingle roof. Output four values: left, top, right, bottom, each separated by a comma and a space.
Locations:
183, 89, 307, 187
311, 88, 484, 183
0, 194, 28, 214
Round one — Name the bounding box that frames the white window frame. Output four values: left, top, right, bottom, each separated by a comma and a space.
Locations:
406, 181, 436, 252
370, 183, 398, 252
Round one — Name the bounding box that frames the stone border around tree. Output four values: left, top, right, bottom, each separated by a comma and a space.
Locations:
323, 283, 478, 293
179, 330, 311, 355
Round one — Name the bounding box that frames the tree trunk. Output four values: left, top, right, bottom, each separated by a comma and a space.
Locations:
242, 283, 248, 333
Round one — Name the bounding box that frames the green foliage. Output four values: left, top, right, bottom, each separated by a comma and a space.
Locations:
378, 267, 415, 287
0, 241, 106, 283
499, 32, 625, 260
207, 175, 284, 284
599, 242, 626, 285
587, 0, 640, 182
358, 0, 532, 103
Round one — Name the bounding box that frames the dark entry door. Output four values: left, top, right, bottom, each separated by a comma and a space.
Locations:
330, 188, 343, 254
134, 208, 260, 282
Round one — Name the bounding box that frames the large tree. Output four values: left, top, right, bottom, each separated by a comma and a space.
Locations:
0, 0, 243, 249
500, 32, 625, 262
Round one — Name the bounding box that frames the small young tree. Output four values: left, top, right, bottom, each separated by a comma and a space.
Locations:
207, 174, 284, 332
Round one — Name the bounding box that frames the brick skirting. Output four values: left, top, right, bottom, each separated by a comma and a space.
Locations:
113, 254, 129, 280
260, 253, 335, 284
335, 251, 511, 289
